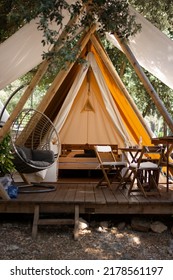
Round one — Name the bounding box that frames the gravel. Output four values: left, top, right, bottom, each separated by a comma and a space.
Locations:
0, 214, 173, 260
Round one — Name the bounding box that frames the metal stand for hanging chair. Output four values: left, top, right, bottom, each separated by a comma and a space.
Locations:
11, 108, 61, 193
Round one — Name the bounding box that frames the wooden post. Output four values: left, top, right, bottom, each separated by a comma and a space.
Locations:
0, 13, 83, 142
32, 205, 40, 239
37, 25, 96, 114
74, 204, 79, 241
114, 33, 173, 133
0, 59, 49, 141
91, 34, 153, 138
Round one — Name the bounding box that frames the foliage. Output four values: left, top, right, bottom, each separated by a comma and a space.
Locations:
0, 134, 15, 175
129, 0, 173, 38
0, 1, 141, 50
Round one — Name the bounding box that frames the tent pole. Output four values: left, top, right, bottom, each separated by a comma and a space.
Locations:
114, 33, 173, 133
0, 13, 84, 141
0, 60, 49, 141
91, 34, 153, 138
37, 25, 97, 114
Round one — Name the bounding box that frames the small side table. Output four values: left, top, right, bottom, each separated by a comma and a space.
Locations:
119, 147, 142, 164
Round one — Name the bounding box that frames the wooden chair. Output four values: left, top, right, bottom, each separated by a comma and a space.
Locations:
94, 145, 127, 189
117, 145, 165, 197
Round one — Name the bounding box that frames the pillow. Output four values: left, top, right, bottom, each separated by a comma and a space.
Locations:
16, 146, 32, 162
32, 149, 54, 163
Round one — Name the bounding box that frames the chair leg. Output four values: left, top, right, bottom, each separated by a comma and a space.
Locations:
96, 167, 112, 188
128, 169, 161, 197
127, 172, 136, 194
115, 169, 132, 190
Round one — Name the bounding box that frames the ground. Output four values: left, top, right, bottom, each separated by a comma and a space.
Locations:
0, 214, 173, 260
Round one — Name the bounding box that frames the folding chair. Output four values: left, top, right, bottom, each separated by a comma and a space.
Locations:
117, 145, 165, 197
94, 145, 127, 189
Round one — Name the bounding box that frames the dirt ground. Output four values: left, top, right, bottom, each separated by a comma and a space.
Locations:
0, 214, 173, 260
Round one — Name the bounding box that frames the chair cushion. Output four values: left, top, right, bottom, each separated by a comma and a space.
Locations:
130, 161, 158, 169
102, 161, 127, 167
16, 146, 54, 167
28, 160, 51, 167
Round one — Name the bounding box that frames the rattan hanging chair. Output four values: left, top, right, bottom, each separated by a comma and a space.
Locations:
11, 108, 61, 176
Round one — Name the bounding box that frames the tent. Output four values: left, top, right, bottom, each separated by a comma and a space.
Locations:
0, 1, 172, 148
37, 36, 153, 148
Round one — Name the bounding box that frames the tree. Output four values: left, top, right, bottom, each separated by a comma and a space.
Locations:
129, 0, 173, 38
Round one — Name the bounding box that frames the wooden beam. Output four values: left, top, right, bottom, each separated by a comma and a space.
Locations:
114, 33, 173, 133
90, 34, 153, 138
0, 59, 49, 141
0, 13, 83, 142
37, 25, 96, 114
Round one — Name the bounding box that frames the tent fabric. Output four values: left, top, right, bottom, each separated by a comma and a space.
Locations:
88, 52, 131, 144
58, 77, 126, 145
0, 5, 173, 90
54, 52, 133, 146
0, 0, 77, 90
54, 59, 89, 133
106, 6, 173, 90
52, 45, 152, 147
91, 44, 153, 146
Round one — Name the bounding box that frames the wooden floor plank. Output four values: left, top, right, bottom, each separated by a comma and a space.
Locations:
114, 189, 129, 204
64, 184, 77, 202
52, 184, 69, 202
84, 184, 95, 203
94, 187, 106, 204
1, 179, 173, 216
102, 187, 118, 204
75, 184, 85, 203
122, 188, 140, 204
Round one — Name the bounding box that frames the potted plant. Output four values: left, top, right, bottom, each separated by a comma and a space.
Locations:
0, 133, 15, 176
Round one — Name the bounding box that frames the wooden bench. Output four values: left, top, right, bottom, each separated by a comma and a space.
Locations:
58, 144, 119, 170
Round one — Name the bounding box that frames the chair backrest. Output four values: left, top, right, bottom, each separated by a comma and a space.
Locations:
94, 145, 118, 164
137, 145, 165, 167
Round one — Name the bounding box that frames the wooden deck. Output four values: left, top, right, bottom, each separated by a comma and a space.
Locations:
1, 177, 173, 239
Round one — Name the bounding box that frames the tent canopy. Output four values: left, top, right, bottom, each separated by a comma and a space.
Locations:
0, 4, 173, 90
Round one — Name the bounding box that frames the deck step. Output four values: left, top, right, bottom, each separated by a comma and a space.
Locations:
32, 204, 79, 240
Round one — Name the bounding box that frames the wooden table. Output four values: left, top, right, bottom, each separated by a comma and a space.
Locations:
152, 136, 173, 192
119, 147, 142, 164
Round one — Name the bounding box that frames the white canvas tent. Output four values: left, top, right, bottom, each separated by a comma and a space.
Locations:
54, 51, 148, 147
35, 35, 153, 149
